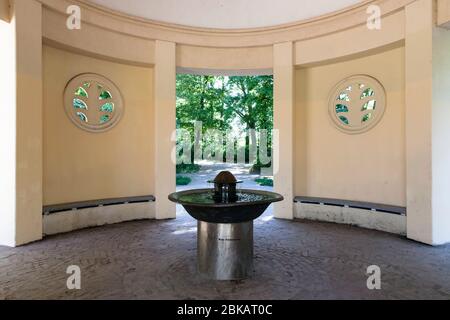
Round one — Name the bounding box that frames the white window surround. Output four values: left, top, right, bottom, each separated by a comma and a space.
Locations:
63, 73, 124, 133
328, 75, 386, 134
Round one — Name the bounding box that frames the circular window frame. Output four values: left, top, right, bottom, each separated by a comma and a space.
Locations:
328, 75, 386, 135
63, 73, 124, 133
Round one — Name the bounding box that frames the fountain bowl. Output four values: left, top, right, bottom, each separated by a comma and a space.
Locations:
168, 188, 284, 223
168, 172, 284, 280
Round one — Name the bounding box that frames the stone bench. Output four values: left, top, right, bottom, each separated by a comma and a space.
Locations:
294, 196, 407, 235
43, 196, 156, 236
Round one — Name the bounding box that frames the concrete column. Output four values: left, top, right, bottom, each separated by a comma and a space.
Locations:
0, 0, 15, 247
0, 0, 42, 247
0, 0, 9, 22
406, 0, 450, 245
273, 42, 294, 220
437, 0, 450, 28
154, 40, 176, 219
431, 26, 450, 245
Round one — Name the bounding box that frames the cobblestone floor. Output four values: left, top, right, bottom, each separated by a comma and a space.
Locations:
0, 209, 449, 300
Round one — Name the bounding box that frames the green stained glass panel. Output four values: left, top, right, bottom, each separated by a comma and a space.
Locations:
339, 116, 349, 125
73, 98, 88, 110
362, 113, 373, 123
336, 104, 349, 113
99, 90, 112, 100
77, 112, 88, 123
100, 102, 114, 113
361, 88, 375, 98
75, 87, 88, 98
362, 100, 376, 111
337, 92, 350, 101
100, 114, 110, 124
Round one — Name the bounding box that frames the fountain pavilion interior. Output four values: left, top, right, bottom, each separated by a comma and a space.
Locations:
1, 0, 450, 299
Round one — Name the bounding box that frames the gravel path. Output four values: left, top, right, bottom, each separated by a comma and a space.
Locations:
176, 160, 273, 192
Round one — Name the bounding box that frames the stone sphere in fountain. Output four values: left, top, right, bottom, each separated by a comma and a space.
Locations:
210, 171, 242, 203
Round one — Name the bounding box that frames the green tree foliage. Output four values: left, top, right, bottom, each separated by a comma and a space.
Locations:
176, 74, 273, 164
176, 74, 227, 134
224, 76, 273, 131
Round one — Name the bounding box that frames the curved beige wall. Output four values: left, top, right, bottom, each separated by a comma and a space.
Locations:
3, 0, 443, 246
176, 45, 273, 73
88, 0, 363, 29
43, 45, 154, 205
0, 0, 9, 22
39, 0, 411, 206
39, 0, 413, 47
295, 46, 406, 206
39, 0, 411, 69
42, 8, 155, 67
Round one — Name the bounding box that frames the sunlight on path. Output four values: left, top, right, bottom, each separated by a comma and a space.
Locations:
176, 160, 273, 192
176, 160, 274, 216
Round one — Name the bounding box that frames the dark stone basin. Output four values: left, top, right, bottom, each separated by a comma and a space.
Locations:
168, 188, 284, 223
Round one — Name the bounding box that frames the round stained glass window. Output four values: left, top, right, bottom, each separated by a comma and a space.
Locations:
328, 75, 386, 134
64, 73, 124, 132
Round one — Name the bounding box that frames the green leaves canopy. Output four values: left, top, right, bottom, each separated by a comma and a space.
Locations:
176, 74, 273, 164
176, 74, 273, 133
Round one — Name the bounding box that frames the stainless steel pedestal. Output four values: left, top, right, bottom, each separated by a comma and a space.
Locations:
197, 221, 253, 280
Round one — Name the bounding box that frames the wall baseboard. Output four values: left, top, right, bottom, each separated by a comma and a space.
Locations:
294, 202, 406, 235
43, 202, 156, 236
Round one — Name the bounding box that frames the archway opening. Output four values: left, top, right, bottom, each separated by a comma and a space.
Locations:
175, 72, 274, 217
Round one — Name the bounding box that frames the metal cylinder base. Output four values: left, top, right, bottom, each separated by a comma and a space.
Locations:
197, 220, 253, 280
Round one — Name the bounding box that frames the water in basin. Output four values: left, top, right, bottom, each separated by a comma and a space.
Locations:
177, 190, 276, 204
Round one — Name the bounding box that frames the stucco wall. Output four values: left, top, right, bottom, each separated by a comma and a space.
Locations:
432, 27, 450, 244
0, 11, 17, 246
0, 0, 9, 22
43, 45, 155, 205
294, 46, 406, 206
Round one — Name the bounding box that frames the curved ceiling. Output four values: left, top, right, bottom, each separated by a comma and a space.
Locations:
88, 0, 365, 29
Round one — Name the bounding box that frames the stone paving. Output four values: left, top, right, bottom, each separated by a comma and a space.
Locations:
1, 206, 450, 300
175, 160, 273, 192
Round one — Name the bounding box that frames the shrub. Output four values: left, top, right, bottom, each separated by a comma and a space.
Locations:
249, 161, 272, 175
255, 177, 274, 187
176, 163, 201, 174
176, 176, 192, 186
